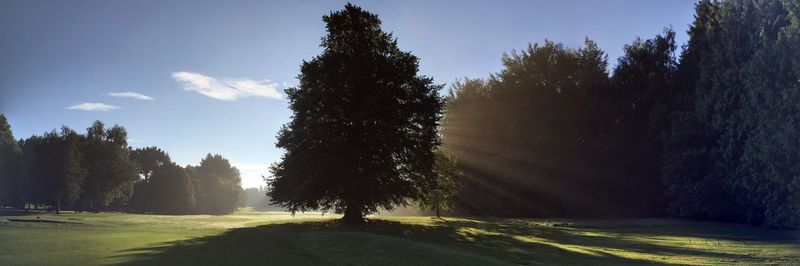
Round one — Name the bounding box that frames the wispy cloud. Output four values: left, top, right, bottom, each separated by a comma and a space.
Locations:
108, 91, 154, 101
171, 71, 282, 101
66, 102, 119, 111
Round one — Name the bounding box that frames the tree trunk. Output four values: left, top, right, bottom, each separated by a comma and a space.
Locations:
56, 200, 61, 214
436, 205, 440, 218
342, 205, 364, 225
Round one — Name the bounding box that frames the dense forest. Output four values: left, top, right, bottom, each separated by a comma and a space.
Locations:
443, 0, 800, 228
1, 0, 798, 228
0, 117, 245, 214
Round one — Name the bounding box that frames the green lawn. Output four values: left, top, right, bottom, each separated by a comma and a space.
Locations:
0, 210, 798, 265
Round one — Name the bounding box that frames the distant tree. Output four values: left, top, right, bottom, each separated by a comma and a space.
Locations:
0, 114, 23, 208
268, 4, 443, 224
193, 154, 242, 214
242, 186, 283, 211
237, 188, 248, 208
244, 187, 264, 209
146, 163, 196, 214
79, 121, 138, 211
128, 146, 174, 212
130, 147, 172, 180
418, 151, 462, 218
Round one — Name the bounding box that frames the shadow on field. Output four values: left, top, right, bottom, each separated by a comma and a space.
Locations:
109, 218, 763, 265
0, 209, 39, 217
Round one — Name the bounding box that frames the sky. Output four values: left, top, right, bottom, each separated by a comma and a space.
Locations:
0, 0, 697, 189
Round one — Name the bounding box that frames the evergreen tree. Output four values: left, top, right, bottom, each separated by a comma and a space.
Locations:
268, 4, 443, 224
663, 0, 800, 228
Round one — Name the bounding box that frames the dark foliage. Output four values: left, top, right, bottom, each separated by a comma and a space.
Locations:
79, 121, 139, 211
441, 39, 668, 217
662, 0, 800, 228
130, 146, 172, 180
3, 119, 242, 215
0, 114, 23, 208
2, 1, 799, 229
143, 163, 196, 214
268, 4, 443, 224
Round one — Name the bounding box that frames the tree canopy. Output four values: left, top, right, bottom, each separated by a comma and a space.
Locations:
268, 3, 443, 224
79, 121, 139, 211
1, 118, 244, 215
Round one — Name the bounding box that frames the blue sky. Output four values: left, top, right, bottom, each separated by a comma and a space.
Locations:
0, 0, 697, 188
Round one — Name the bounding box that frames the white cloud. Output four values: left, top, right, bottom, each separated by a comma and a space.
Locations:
171, 71, 282, 101
66, 102, 119, 111
108, 91, 155, 101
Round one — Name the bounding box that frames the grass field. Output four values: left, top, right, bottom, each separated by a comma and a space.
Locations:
0, 210, 798, 265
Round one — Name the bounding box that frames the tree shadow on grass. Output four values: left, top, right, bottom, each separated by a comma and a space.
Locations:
108, 217, 762, 266
423, 218, 771, 264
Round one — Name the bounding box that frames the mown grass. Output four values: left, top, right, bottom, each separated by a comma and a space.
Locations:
0, 210, 798, 265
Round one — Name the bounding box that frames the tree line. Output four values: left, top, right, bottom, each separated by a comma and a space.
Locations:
442, 0, 800, 228
265, 1, 799, 227
0, 117, 245, 215
3, 1, 797, 229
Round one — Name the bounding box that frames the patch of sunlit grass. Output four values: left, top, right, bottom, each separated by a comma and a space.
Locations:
1, 211, 798, 265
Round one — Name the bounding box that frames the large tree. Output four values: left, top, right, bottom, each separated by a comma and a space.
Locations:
268, 4, 443, 224
79, 121, 138, 211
